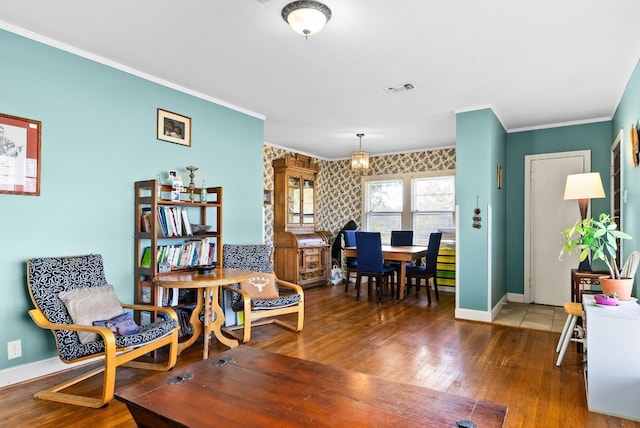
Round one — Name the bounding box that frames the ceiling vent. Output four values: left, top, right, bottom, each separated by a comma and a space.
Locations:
384, 83, 417, 94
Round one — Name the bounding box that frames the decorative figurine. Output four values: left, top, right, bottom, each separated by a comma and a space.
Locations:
185, 165, 199, 203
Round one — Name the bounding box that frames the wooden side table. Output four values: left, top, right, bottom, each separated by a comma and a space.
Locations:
152, 268, 256, 359
571, 269, 608, 302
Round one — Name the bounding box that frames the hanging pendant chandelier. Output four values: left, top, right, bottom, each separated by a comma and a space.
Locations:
351, 133, 370, 172
281, 1, 332, 39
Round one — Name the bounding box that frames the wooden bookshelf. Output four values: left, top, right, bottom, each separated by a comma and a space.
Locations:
134, 179, 222, 353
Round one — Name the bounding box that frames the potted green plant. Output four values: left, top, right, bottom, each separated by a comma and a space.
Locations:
560, 213, 633, 299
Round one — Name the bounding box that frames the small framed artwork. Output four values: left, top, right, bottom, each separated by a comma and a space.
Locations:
497, 164, 503, 189
0, 113, 42, 196
263, 189, 272, 205
157, 108, 191, 147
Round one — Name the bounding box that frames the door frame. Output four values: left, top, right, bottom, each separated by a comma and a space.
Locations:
611, 129, 624, 262
523, 150, 591, 303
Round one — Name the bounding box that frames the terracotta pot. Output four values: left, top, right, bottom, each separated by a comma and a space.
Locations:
598, 277, 634, 300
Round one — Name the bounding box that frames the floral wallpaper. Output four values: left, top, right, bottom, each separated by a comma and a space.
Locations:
263, 146, 456, 246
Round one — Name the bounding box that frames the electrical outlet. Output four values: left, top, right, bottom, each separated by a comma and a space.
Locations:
8, 339, 21, 360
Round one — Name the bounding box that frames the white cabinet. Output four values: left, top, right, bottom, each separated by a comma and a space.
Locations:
583, 294, 640, 421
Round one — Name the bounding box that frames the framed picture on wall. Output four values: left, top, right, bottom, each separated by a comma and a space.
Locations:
157, 108, 191, 147
0, 112, 42, 196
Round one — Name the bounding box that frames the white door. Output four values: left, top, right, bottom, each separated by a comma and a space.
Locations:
525, 151, 590, 306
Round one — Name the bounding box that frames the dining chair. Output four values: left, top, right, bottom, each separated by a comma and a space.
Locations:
390, 230, 413, 246
389, 230, 414, 293
354, 232, 396, 303
343, 230, 358, 290
405, 232, 442, 302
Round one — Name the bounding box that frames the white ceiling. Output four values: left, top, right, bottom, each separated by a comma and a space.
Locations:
1, 1, 640, 160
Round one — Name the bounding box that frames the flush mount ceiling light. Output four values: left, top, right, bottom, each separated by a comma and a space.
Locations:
351, 133, 370, 172
282, 1, 332, 39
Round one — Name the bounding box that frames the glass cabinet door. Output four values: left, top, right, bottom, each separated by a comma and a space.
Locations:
302, 179, 314, 224
288, 176, 301, 224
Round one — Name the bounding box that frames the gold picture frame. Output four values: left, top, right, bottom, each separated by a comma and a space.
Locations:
157, 108, 191, 147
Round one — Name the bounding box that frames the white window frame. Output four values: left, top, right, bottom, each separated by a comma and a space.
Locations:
362, 170, 456, 244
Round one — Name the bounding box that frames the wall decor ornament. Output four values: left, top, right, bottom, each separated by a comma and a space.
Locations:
631, 125, 639, 168
0, 112, 42, 196
472, 196, 481, 229
157, 108, 191, 147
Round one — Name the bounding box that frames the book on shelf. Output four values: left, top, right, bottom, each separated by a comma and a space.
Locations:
156, 207, 169, 237
221, 289, 239, 327
171, 207, 182, 237
142, 237, 217, 271
140, 247, 152, 268
139, 280, 153, 303
181, 207, 193, 236
170, 287, 179, 306
156, 206, 207, 238
140, 207, 152, 233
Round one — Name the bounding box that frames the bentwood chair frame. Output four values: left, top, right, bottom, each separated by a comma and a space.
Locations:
26, 254, 179, 408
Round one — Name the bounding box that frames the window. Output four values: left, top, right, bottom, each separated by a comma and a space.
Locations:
363, 172, 455, 245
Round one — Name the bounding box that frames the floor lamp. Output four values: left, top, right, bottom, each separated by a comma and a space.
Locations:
563, 172, 606, 271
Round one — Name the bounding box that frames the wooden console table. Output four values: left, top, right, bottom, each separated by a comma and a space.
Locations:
116, 346, 507, 427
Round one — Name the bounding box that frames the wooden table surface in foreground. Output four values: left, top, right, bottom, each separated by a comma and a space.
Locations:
115, 346, 507, 427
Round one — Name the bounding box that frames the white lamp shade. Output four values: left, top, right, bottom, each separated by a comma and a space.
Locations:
563, 172, 606, 200
286, 7, 328, 36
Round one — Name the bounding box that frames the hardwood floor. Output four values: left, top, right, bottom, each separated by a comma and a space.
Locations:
2, 285, 638, 427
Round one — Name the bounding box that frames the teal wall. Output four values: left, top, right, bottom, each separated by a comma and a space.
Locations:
613, 58, 640, 297
0, 30, 264, 370
504, 122, 613, 295
456, 108, 506, 311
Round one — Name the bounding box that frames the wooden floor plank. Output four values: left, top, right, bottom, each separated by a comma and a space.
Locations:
1, 285, 638, 427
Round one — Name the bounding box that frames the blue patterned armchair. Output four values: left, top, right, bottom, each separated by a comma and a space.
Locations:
26, 254, 179, 408
221, 244, 304, 343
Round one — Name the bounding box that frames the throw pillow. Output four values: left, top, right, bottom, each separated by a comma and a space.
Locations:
239, 273, 279, 300
93, 312, 139, 336
58, 285, 124, 344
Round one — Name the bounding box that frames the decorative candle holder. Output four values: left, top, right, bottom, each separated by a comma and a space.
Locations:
185, 165, 199, 203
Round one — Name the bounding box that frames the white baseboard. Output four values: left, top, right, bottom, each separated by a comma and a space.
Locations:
455, 294, 508, 323
455, 307, 492, 323
491, 294, 508, 321
507, 293, 525, 303
0, 356, 98, 387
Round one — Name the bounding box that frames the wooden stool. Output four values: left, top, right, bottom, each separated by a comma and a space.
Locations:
555, 302, 584, 366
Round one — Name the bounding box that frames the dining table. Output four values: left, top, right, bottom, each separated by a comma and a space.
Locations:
344, 245, 428, 299
152, 268, 256, 359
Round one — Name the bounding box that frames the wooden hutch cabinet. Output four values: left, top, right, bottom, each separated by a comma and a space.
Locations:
273, 154, 330, 289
